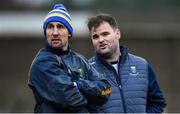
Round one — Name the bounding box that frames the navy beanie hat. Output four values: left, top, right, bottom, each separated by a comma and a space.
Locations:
43, 4, 73, 37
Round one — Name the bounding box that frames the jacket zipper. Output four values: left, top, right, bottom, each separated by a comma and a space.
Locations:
108, 62, 126, 113
116, 65, 126, 113
98, 55, 127, 112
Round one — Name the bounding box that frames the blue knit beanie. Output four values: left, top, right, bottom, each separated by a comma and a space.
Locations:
43, 4, 73, 37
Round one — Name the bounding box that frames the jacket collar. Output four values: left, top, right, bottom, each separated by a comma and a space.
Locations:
45, 40, 70, 56
119, 45, 128, 64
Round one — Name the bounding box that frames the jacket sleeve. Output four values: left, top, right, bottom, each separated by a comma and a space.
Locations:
76, 63, 112, 106
146, 64, 166, 113
28, 56, 87, 110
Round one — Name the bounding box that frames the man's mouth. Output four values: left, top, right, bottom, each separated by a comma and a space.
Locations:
51, 39, 61, 44
99, 44, 107, 49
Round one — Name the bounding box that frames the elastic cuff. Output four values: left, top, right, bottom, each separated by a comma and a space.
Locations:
76, 80, 81, 89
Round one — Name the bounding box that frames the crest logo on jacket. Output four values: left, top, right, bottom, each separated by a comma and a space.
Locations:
130, 65, 139, 76
79, 68, 84, 78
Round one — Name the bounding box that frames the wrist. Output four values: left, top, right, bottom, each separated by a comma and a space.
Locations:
76, 80, 81, 89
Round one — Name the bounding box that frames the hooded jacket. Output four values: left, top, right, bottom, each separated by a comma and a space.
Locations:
88, 46, 166, 113
28, 43, 111, 113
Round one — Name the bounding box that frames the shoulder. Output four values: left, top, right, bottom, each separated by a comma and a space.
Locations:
128, 53, 148, 65
31, 48, 57, 69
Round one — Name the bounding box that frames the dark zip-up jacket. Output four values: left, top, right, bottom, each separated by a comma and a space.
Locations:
28, 43, 111, 113
88, 46, 166, 113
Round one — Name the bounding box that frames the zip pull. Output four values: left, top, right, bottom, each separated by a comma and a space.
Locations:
68, 69, 72, 75
55, 55, 61, 65
119, 85, 122, 89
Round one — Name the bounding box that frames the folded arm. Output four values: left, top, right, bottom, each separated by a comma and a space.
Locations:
28, 57, 87, 110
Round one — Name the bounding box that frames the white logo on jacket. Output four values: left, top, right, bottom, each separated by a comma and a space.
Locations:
129, 66, 139, 76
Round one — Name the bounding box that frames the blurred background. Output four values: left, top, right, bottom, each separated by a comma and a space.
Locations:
0, 0, 180, 112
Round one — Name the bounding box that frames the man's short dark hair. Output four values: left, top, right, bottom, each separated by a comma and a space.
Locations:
87, 13, 118, 31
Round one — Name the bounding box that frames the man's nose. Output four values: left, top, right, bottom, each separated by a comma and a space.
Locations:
99, 36, 104, 42
52, 28, 59, 35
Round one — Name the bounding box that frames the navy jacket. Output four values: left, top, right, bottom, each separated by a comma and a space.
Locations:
28, 43, 111, 113
88, 46, 166, 113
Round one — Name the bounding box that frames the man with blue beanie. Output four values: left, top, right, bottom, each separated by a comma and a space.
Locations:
43, 4, 73, 37
28, 4, 111, 113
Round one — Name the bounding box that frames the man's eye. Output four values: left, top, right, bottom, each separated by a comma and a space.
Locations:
102, 32, 109, 36
47, 24, 53, 29
92, 35, 99, 40
57, 24, 65, 29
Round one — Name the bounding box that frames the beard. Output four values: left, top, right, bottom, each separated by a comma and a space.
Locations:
96, 44, 120, 61
97, 48, 112, 59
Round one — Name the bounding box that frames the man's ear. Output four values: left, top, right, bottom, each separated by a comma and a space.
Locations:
116, 28, 121, 40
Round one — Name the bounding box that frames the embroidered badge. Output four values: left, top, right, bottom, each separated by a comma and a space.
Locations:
131, 66, 136, 74
130, 65, 139, 76
79, 68, 84, 78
